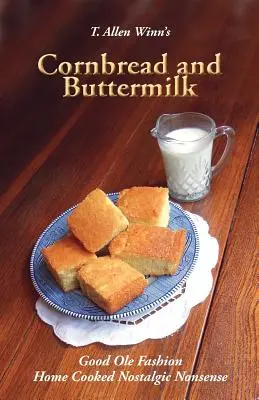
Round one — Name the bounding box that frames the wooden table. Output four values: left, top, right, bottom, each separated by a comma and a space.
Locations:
0, 1, 258, 399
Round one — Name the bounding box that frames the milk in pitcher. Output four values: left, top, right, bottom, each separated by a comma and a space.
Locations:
158, 127, 213, 200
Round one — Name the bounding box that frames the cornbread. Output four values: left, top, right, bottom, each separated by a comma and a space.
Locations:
109, 224, 186, 276
117, 186, 170, 227
67, 188, 129, 253
77, 256, 147, 314
42, 236, 97, 291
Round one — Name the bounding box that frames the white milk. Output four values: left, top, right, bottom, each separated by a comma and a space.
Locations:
158, 128, 213, 199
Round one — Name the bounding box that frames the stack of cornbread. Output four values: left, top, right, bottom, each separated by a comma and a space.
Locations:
42, 187, 186, 314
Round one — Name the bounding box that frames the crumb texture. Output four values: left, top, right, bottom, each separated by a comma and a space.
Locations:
77, 256, 147, 313
109, 224, 186, 276
68, 188, 129, 252
118, 186, 169, 227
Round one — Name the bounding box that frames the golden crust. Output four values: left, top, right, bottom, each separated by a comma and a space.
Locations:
77, 256, 147, 314
42, 236, 97, 291
67, 188, 129, 253
109, 224, 186, 276
117, 186, 169, 227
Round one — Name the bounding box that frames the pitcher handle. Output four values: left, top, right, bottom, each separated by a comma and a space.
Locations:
212, 125, 235, 177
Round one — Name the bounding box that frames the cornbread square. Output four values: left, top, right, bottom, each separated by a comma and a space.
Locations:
42, 236, 97, 292
67, 189, 129, 253
77, 256, 147, 314
109, 224, 186, 276
117, 186, 170, 227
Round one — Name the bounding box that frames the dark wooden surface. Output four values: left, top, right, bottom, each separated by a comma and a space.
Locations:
0, 1, 258, 399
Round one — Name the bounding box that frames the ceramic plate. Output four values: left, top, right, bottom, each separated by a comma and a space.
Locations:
30, 193, 199, 320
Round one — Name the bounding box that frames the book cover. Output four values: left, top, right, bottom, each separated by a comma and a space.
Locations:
0, 1, 257, 399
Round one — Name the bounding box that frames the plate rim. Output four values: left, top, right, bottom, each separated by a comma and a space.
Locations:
30, 192, 200, 321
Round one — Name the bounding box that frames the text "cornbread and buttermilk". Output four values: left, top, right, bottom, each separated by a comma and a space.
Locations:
37, 53, 222, 98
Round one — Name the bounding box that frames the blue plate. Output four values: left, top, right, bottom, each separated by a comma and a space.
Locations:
30, 193, 199, 320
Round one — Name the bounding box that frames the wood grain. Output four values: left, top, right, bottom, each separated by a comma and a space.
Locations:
0, 0, 147, 197
0, 1, 258, 399
187, 133, 258, 400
